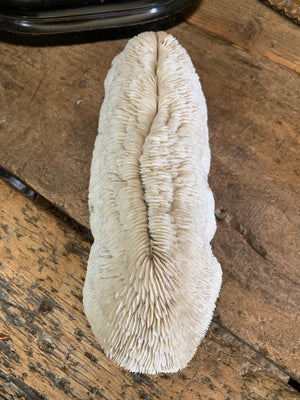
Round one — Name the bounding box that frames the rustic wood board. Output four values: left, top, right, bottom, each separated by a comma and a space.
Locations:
0, 3, 299, 381
0, 37, 126, 226
212, 222, 300, 380
0, 179, 298, 400
185, 0, 300, 72
0, 21, 299, 276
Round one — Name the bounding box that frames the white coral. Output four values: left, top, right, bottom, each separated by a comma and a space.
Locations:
83, 31, 222, 374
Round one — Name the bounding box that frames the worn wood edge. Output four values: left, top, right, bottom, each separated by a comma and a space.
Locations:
0, 176, 299, 396
0, 166, 92, 240
3, 165, 290, 287
0, 171, 300, 381
214, 321, 297, 385
0, 19, 298, 382
213, 220, 300, 381
1, 140, 299, 380
259, 0, 300, 25
1, 20, 299, 267
0, 175, 298, 400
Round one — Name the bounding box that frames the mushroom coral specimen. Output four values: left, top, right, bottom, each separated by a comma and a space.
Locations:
83, 31, 222, 374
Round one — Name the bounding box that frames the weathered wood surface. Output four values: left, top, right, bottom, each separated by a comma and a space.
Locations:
1, 16, 300, 379
185, 0, 300, 72
0, 37, 126, 226
0, 179, 298, 400
0, 0, 300, 383
213, 222, 300, 380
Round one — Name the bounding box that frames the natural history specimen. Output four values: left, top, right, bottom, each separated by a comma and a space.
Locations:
83, 31, 222, 374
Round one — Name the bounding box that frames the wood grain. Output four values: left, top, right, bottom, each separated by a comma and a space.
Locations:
0, 178, 298, 400
0, 21, 299, 278
212, 222, 300, 380
186, 0, 300, 72
0, 2, 299, 382
0, 38, 126, 226
174, 22, 300, 282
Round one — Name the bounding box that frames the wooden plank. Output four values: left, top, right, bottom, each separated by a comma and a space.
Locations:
212, 221, 300, 380
0, 19, 299, 377
0, 178, 298, 400
174, 22, 300, 283
0, 38, 126, 226
0, 22, 299, 278
185, 0, 300, 72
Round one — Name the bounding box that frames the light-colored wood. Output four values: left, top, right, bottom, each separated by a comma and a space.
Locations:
186, 0, 300, 72
0, 179, 298, 400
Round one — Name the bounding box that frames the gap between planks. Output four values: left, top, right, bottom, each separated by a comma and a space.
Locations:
0, 5, 299, 386
1, 166, 299, 384
0, 176, 299, 398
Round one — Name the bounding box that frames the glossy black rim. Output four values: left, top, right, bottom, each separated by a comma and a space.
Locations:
0, 0, 191, 34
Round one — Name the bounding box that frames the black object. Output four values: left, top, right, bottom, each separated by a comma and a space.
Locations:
0, 0, 191, 35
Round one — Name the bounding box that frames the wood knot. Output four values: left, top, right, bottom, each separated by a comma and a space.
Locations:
38, 298, 53, 314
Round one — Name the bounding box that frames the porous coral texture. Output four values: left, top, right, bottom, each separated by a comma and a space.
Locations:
83, 31, 222, 374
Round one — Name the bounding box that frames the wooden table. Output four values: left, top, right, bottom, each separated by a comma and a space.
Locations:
0, 0, 299, 398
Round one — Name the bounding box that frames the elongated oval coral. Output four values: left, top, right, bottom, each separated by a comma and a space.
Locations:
83, 31, 222, 374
